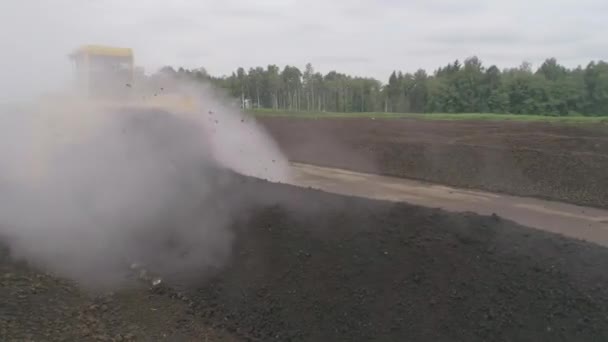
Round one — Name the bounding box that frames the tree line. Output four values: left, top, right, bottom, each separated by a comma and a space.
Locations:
154, 57, 608, 116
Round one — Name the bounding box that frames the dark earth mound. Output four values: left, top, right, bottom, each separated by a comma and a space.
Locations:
2, 179, 608, 341
0, 248, 236, 341
260, 117, 608, 208
182, 181, 608, 341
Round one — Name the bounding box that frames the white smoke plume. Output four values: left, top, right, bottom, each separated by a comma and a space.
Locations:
0, 75, 291, 289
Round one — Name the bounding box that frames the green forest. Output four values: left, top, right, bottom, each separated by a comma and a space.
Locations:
155, 57, 608, 116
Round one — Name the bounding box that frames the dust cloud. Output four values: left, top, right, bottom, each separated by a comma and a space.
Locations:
0, 72, 291, 289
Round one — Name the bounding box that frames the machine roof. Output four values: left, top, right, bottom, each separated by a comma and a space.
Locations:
71, 45, 133, 58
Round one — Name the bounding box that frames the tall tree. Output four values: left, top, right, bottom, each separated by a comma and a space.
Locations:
302, 63, 315, 111
149, 56, 608, 116
537, 58, 567, 81
265, 65, 281, 109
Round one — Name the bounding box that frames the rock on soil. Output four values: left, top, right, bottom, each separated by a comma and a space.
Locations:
2, 179, 608, 341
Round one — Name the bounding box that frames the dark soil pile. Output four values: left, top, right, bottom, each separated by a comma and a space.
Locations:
0, 246, 237, 341
186, 181, 608, 342
260, 117, 608, 208
3, 180, 608, 341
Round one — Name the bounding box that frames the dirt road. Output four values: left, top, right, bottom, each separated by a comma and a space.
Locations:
289, 162, 608, 246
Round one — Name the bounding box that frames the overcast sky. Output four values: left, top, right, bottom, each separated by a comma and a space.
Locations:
1, 0, 606, 99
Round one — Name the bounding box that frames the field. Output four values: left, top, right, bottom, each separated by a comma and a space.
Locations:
3, 113, 608, 341
253, 109, 608, 123
260, 116, 608, 208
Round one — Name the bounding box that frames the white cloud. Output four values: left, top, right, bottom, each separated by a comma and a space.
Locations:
1, 0, 606, 99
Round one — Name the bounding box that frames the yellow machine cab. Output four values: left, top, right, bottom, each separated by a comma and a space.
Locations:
69, 45, 134, 99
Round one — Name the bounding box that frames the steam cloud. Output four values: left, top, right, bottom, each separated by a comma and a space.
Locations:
0, 76, 290, 289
